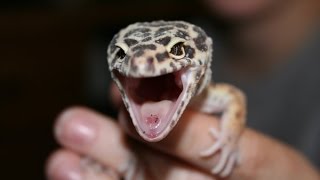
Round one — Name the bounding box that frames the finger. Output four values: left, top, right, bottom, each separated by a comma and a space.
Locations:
54, 106, 133, 176
46, 149, 118, 180
119, 108, 222, 173
120, 108, 320, 179
119, 107, 248, 176
46, 149, 84, 180
130, 143, 217, 180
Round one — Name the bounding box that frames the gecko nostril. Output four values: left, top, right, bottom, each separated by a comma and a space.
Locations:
147, 57, 154, 65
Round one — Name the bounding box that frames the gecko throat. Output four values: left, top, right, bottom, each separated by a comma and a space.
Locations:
114, 68, 189, 140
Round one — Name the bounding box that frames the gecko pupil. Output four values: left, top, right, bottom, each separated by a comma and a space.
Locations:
170, 42, 184, 56
116, 48, 126, 59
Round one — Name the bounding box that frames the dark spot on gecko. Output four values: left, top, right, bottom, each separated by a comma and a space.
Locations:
140, 32, 152, 38
132, 44, 157, 52
181, 100, 185, 107
194, 84, 201, 97
174, 30, 189, 39
192, 26, 208, 51
179, 61, 185, 67
184, 45, 195, 59
124, 38, 138, 47
134, 50, 144, 57
170, 120, 176, 128
155, 36, 171, 45
227, 87, 237, 95
110, 56, 118, 67
177, 108, 181, 116
123, 55, 131, 66
170, 62, 177, 71
147, 57, 154, 64
130, 62, 138, 73
193, 35, 208, 51
124, 28, 151, 37
192, 85, 199, 97
195, 71, 202, 80
175, 23, 188, 29
236, 111, 243, 119
145, 57, 155, 72
192, 26, 206, 37
155, 52, 170, 62
187, 85, 193, 95
160, 68, 167, 75
141, 37, 152, 42
198, 60, 203, 65
154, 27, 174, 37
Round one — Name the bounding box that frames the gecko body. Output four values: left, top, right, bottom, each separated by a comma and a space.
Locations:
107, 21, 246, 177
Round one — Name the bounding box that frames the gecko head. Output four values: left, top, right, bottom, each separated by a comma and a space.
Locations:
107, 21, 213, 142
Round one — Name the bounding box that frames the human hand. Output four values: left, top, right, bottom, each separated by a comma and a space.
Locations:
46, 89, 319, 179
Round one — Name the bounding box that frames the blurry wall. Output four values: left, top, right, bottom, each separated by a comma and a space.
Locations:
0, 0, 205, 179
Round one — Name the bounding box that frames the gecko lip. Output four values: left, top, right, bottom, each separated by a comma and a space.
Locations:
114, 68, 189, 141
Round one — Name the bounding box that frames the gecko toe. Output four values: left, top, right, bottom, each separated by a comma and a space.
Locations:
220, 152, 237, 177
209, 127, 220, 139
212, 146, 230, 174
199, 141, 222, 157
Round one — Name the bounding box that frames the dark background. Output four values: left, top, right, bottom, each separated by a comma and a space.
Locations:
0, 0, 208, 179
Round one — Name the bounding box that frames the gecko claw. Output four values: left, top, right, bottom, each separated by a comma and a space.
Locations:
220, 152, 237, 177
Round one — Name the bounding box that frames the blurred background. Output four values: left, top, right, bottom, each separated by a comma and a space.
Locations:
0, 0, 207, 179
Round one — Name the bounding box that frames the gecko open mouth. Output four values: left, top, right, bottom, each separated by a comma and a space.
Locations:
114, 69, 190, 140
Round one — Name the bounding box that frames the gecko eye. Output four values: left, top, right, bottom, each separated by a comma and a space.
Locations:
115, 43, 128, 59
169, 42, 185, 59
116, 47, 126, 59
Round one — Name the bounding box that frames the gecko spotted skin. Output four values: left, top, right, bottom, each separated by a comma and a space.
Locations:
107, 21, 246, 177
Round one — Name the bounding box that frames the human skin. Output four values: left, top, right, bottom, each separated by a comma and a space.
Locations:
46, 86, 320, 180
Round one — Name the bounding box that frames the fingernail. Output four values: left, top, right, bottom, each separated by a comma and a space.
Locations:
47, 153, 83, 180
55, 109, 97, 148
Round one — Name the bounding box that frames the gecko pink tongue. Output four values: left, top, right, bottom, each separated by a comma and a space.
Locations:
140, 100, 173, 129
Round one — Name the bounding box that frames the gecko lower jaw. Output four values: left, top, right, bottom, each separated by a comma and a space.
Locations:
114, 68, 189, 141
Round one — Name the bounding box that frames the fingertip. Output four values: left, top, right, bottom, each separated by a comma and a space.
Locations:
46, 150, 83, 180
54, 107, 98, 151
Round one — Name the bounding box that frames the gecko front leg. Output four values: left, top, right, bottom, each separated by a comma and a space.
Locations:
192, 83, 246, 177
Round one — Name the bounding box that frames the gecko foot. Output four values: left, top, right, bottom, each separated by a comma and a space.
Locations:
80, 157, 120, 179
199, 127, 240, 177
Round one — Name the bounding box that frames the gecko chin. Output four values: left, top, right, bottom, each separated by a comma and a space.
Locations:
114, 68, 191, 141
